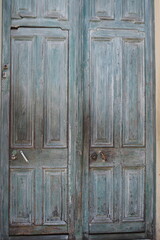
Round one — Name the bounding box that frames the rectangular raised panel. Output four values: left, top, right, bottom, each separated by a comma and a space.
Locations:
43, 169, 67, 225
122, 167, 144, 221
44, 37, 68, 148
12, 0, 36, 19
122, 0, 145, 23
11, 37, 35, 148
91, 0, 115, 20
122, 39, 145, 147
44, 0, 68, 20
90, 38, 114, 147
90, 168, 113, 223
10, 169, 35, 226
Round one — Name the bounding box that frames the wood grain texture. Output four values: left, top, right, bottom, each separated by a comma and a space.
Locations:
144, 0, 155, 237
0, 0, 11, 239
9, 28, 70, 236
43, 169, 67, 225
122, 167, 144, 222
88, 233, 150, 240
90, 168, 113, 224
155, 0, 160, 239
91, 0, 115, 20
11, 0, 69, 20
43, 0, 68, 20
10, 169, 35, 226
122, 38, 145, 147
0, 0, 155, 239
122, 0, 145, 23
11, 36, 35, 148
43, 36, 68, 148
9, 236, 68, 240
7, 1, 81, 238
11, 0, 36, 19
90, 37, 114, 147
83, 0, 155, 238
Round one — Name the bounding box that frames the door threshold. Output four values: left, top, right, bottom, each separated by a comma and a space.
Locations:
9, 235, 68, 240
87, 233, 152, 240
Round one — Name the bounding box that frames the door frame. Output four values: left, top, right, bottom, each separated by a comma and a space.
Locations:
0, 0, 11, 238
155, 0, 160, 239
0, 0, 156, 240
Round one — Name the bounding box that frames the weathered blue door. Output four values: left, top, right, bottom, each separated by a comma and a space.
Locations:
10, 28, 69, 235
2, 0, 80, 239
82, 1, 155, 239
0, 1, 155, 240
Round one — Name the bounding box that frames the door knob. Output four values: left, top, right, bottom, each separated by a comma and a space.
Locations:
10, 150, 29, 163
11, 150, 18, 160
90, 152, 98, 161
100, 151, 107, 162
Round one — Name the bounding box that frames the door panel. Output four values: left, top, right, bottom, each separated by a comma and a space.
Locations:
122, 38, 145, 147
43, 0, 68, 20
11, 0, 37, 19
43, 169, 67, 225
122, 0, 145, 22
43, 37, 68, 148
11, 36, 35, 148
10, 169, 35, 226
90, 38, 114, 147
83, 0, 154, 237
11, 0, 69, 20
122, 167, 145, 222
9, 28, 69, 235
91, 0, 115, 20
90, 168, 114, 224
88, 30, 146, 234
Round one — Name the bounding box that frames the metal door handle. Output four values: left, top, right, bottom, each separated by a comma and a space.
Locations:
20, 151, 29, 163
11, 150, 18, 160
100, 151, 107, 162
90, 152, 98, 161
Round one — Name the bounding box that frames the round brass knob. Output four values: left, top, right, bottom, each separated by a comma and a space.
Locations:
90, 152, 98, 161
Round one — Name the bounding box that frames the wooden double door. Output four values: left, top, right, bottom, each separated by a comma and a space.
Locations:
0, 1, 155, 240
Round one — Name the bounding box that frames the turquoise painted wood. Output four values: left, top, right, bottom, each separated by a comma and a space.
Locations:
0, 1, 155, 240
9, 28, 69, 235
82, 0, 155, 239
1, 0, 82, 239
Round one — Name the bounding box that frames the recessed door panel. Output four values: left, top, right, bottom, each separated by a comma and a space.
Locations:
43, 169, 67, 225
44, 0, 68, 20
122, 38, 145, 147
90, 168, 113, 224
10, 169, 35, 226
122, 167, 145, 222
11, 36, 35, 148
43, 37, 68, 148
12, 0, 36, 19
122, 0, 145, 23
90, 38, 114, 147
91, 0, 115, 20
